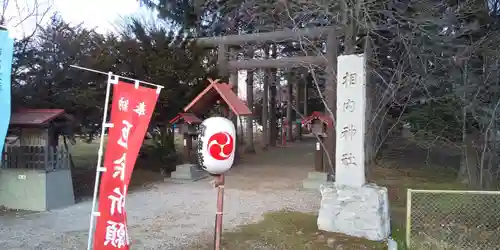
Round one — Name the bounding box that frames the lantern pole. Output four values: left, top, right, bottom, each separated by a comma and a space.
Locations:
213, 174, 225, 250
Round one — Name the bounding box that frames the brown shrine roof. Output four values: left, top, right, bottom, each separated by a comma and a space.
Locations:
301, 111, 333, 127
183, 79, 252, 116
10, 109, 66, 126
169, 113, 202, 124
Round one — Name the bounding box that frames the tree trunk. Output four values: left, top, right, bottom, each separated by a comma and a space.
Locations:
303, 79, 308, 117
286, 72, 294, 141
323, 29, 338, 176
262, 46, 270, 149
364, 35, 379, 179
457, 131, 481, 189
295, 71, 304, 140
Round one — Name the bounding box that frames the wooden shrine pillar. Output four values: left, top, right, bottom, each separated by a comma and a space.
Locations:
229, 72, 241, 161
217, 44, 241, 162
323, 29, 338, 177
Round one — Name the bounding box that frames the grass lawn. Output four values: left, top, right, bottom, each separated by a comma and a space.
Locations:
67, 136, 182, 199
217, 211, 386, 250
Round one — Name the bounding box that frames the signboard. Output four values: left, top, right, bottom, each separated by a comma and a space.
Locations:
0, 29, 14, 153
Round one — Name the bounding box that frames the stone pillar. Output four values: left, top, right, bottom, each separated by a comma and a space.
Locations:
317, 53, 390, 242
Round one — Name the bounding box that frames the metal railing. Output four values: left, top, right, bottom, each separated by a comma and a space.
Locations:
406, 189, 500, 250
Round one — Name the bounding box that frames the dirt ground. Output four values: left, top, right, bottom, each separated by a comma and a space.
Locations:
0, 133, 468, 249
226, 137, 316, 191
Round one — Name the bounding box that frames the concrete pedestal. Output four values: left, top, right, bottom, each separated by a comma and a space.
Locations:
302, 171, 329, 190
317, 183, 390, 241
170, 164, 208, 183
0, 168, 75, 211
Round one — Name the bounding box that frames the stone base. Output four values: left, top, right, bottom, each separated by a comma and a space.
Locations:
302, 171, 329, 190
0, 169, 75, 211
170, 164, 208, 183
317, 183, 390, 241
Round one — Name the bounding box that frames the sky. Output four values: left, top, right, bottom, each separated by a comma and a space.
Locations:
56, 0, 140, 33
3, 0, 145, 38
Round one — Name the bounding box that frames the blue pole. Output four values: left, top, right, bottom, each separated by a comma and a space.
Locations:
0, 28, 14, 155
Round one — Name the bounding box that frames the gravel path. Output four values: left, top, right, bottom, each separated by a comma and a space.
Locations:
0, 140, 321, 250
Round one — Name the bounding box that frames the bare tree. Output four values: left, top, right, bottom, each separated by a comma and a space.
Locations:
0, 0, 53, 37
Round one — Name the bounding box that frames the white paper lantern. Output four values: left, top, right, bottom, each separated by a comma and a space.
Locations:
197, 116, 236, 174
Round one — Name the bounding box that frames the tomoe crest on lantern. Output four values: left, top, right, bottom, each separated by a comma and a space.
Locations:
198, 117, 236, 174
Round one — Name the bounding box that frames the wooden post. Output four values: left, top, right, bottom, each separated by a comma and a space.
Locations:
323, 29, 338, 177
314, 136, 324, 171
44, 130, 50, 171
182, 133, 192, 164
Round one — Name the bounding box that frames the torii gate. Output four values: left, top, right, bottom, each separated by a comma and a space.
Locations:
195, 27, 339, 177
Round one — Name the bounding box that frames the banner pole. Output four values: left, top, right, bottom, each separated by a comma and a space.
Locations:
86, 72, 116, 250
70, 65, 164, 90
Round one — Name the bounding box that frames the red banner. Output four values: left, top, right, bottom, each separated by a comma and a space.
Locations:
93, 81, 159, 249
